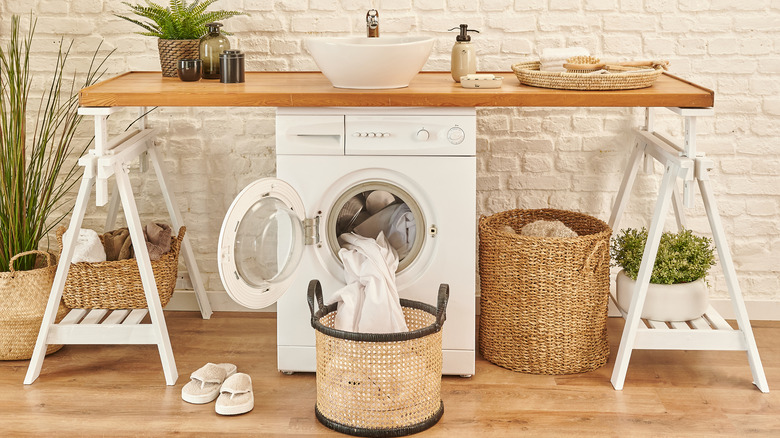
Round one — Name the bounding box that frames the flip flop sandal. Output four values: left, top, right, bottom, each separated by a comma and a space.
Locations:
215, 373, 254, 416
181, 363, 237, 404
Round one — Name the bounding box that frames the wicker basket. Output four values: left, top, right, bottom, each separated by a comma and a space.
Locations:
512, 61, 664, 90
57, 226, 185, 309
478, 209, 612, 375
308, 280, 448, 437
157, 38, 199, 77
0, 251, 68, 360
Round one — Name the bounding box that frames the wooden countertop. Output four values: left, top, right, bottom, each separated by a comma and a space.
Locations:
79, 71, 714, 108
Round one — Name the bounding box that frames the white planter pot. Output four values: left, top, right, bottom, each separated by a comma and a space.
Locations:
615, 269, 709, 322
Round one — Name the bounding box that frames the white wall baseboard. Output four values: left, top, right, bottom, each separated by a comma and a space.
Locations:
167, 290, 780, 320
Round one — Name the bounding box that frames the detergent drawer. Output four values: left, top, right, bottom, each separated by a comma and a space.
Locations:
276, 114, 345, 155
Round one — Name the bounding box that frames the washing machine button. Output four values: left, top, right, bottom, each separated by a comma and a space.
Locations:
416, 129, 430, 141
447, 126, 465, 145
352, 132, 362, 137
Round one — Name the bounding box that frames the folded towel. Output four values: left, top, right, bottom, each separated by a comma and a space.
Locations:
103, 222, 172, 261
71, 229, 107, 264
103, 228, 132, 261
520, 220, 578, 238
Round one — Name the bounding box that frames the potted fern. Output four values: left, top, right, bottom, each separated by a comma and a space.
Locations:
116, 0, 246, 77
611, 228, 717, 322
0, 15, 112, 359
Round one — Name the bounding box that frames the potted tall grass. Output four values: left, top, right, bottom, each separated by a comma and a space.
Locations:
116, 0, 246, 77
0, 15, 112, 360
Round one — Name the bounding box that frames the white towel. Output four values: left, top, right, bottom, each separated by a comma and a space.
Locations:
327, 232, 408, 333
353, 203, 416, 259
539, 47, 589, 72
71, 228, 107, 263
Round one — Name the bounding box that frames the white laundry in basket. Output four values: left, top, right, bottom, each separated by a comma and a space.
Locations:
327, 232, 408, 333
353, 203, 416, 259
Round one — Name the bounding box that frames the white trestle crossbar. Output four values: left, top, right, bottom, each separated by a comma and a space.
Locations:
609, 107, 769, 393
24, 107, 213, 386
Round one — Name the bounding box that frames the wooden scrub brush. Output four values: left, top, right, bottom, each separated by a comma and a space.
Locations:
563, 56, 605, 73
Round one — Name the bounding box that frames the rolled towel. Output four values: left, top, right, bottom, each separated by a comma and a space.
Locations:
103, 228, 132, 261
71, 229, 107, 264
539, 47, 589, 72
140, 222, 172, 261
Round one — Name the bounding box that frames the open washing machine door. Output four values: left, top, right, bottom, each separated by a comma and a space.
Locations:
218, 178, 306, 309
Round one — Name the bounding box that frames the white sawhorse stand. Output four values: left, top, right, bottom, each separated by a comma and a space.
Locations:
609, 107, 769, 393
25, 107, 213, 385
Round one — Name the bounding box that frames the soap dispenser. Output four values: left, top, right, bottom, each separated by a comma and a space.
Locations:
449, 24, 479, 82
199, 22, 230, 79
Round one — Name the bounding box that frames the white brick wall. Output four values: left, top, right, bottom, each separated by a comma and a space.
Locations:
6, 1, 779, 304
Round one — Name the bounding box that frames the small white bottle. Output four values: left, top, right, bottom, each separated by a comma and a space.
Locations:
450, 24, 479, 82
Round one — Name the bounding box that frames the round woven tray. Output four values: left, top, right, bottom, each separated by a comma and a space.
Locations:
511, 61, 664, 90
478, 209, 612, 375
308, 280, 448, 437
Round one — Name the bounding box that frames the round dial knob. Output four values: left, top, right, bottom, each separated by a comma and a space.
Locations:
447, 126, 465, 145
416, 129, 430, 141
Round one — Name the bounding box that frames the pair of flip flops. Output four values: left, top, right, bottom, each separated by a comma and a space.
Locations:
181, 363, 254, 416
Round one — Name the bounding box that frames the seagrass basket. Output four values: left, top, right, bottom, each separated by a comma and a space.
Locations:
478, 209, 612, 375
158, 38, 199, 77
308, 280, 448, 437
57, 226, 185, 309
0, 251, 68, 360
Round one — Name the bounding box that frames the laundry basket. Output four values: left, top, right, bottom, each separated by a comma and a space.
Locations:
478, 209, 612, 375
308, 280, 448, 437
57, 226, 185, 309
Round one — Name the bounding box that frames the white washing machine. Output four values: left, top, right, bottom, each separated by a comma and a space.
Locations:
218, 107, 476, 376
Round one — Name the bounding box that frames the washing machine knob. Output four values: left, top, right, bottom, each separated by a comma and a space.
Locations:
416, 129, 430, 141
447, 126, 465, 145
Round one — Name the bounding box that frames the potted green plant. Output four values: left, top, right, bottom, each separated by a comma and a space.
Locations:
0, 15, 112, 360
116, 0, 246, 77
611, 228, 717, 322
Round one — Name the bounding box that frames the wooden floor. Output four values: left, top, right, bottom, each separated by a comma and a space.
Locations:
2, 313, 778, 437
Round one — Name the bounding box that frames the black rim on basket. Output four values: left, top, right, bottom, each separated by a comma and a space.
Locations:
314, 402, 445, 438
307, 279, 448, 341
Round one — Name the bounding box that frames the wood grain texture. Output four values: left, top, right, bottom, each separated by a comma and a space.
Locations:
78, 71, 714, 108
1, 314, 776, 436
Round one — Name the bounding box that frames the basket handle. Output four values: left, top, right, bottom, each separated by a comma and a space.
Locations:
582, 239, 608, 274
435, 284, 449, 329
9, 250, 55, 272
306, 279, 325, 319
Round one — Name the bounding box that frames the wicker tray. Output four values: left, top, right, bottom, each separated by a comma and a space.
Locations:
512, 61, 664, 90
308, 280, 448, 437
57, 226, 185, 309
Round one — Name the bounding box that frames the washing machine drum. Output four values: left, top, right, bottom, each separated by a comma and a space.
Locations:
218, 178, 305, 309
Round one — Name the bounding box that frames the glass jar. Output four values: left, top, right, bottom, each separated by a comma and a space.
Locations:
199, 22, 230, 79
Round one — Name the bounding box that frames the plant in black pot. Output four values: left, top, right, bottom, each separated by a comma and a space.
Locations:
611, 227, 717, 322
116, 0, 246, 77
0, 15, 112, 360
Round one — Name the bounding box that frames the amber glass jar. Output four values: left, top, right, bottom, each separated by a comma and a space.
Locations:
199, 22, 230, 79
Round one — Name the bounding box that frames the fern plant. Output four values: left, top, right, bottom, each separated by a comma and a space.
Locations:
611, 228, 717, 285
0, 15, 113, 272
116, 0, 246, 40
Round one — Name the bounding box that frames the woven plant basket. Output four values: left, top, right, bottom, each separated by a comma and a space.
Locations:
57, 226, 185, 309
308, 280, 448, 437
0, 251, 68, 360
512, 61, 664, 90
478, 209, 612, 375
158, 39, 199, 77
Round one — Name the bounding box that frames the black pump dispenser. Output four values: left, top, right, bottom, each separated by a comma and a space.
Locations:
450, 24, 479, 42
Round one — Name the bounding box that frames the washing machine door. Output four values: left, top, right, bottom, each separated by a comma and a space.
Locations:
218, 178, 306, 309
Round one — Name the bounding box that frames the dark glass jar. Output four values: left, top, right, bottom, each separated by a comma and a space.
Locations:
199, 22, 230, 79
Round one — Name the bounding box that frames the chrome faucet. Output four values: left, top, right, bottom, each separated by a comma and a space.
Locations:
366, 9, 379, 37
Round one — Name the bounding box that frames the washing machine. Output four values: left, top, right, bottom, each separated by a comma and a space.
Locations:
218, 107, 476, 376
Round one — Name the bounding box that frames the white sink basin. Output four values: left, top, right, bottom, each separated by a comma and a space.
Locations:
305, 36, 434, 89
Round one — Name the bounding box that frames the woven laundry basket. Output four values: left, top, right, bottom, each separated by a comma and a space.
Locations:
57, 226, 185, 309
308, 280, 448, 437
478, 209, 612, 375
